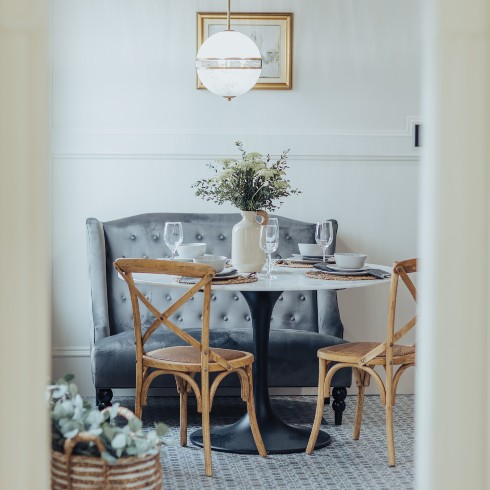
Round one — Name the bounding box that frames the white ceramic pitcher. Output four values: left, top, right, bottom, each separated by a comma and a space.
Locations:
231, 210, 269, 273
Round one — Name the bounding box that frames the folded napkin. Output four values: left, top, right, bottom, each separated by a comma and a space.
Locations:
216, 268, 238, 277
313, 263, 391, 279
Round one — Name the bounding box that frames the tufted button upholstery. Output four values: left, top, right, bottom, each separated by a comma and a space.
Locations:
86, 213, 347, 391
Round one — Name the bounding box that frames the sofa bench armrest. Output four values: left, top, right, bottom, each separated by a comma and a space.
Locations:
86, 218, 110, 344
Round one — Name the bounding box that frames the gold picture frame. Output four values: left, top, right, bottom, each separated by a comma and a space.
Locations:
197, 12, 293, 90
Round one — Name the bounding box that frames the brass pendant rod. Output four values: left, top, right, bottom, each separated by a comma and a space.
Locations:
227, 0, 231, 30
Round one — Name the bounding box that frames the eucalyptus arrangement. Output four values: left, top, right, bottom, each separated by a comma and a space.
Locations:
48, 374, 170, 464
193, 141, 301, 212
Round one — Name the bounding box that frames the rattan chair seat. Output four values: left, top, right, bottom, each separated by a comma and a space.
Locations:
145, 346, 253, 372
318, 341, 415, 365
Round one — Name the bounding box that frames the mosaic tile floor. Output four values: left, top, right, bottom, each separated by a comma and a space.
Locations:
114, 395, 414, 490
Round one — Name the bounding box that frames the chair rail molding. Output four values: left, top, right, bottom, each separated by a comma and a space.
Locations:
52, 346, 90, 358
52, 117, 421, 162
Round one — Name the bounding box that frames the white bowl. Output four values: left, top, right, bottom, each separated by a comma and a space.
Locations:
334, 253, 367, 269
177, 243, 206, 259
157, 257, 189, 262
193, 254, 227, 273
298, 243, 324, 256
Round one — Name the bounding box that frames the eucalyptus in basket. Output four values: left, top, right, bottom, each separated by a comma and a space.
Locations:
48, 374, 170, 464
192, 141, 301, 212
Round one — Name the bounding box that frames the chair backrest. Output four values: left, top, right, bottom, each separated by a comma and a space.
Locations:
113, 258, 233, 371
360, 258, 417, 365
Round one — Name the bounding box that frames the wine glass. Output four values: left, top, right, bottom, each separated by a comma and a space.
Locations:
268, 217, 279, 229
260, 224, 279, 279
315, 221, 333, 263
268, 218, 279, 271
163, 222, 183, 260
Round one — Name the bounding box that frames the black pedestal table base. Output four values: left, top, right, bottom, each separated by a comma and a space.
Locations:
190, 413, 331, 455
190, 289, 331, 454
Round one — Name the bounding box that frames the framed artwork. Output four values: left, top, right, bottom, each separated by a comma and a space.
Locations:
197, 12, 293, 90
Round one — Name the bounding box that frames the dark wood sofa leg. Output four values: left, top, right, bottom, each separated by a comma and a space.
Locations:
332, 387, 347, 425
96, 388, 113, 410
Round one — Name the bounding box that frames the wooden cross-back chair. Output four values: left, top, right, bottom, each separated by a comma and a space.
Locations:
114, 258, 266, 477
306, 258, 417, 466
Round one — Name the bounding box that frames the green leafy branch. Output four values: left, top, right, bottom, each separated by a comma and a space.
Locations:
48, 374, 171, 463
192, 141, 301, 212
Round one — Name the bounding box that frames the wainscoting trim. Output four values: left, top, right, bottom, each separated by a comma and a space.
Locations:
52, 346, 90, 358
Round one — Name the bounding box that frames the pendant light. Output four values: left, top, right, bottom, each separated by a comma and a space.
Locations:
196, 0, 262, 101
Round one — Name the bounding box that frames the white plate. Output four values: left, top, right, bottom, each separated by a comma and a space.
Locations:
286, 257, 321, 264
326, 264, 369, 272
313, 265, 370, 276
292, 253, 333, 259
288, 256, 333, 264
319, 269, 370, 277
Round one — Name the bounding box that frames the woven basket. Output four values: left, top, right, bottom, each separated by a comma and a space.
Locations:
51, 407, 163, 490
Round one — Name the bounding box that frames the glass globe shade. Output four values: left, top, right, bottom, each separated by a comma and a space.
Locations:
196, 30, 262, 100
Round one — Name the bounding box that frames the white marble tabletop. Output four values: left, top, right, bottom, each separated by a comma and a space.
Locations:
132, 263, 392, 292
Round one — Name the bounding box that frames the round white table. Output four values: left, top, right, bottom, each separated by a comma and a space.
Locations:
133, 263, 391, 454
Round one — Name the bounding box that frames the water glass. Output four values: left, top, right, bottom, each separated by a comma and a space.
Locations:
164, 222, 183, 260
260, 224, 279, 279
315, 221, 333, 263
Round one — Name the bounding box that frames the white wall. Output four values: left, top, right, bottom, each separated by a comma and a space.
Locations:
51, 0, 421, 395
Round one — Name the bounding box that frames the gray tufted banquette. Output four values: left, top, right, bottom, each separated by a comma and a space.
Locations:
86, 213, 351, 415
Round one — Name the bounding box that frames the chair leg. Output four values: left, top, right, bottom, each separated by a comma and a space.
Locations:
201, 371, 212, 477
180, 391, 188, 447
174, 375, 189, 447
135, 386, 142, 419
135, 363, 143, 419
386, 375, 396, 466
306, 359, 328, 454
352, 368, 370, 440
244, 365, 267, 457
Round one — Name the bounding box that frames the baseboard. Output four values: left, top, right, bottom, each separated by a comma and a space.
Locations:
110, 387, 323, 397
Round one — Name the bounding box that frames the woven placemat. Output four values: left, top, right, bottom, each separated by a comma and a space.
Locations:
177, 275, 258, 285
305, 271, 378, 281
275, 260, 313, 269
